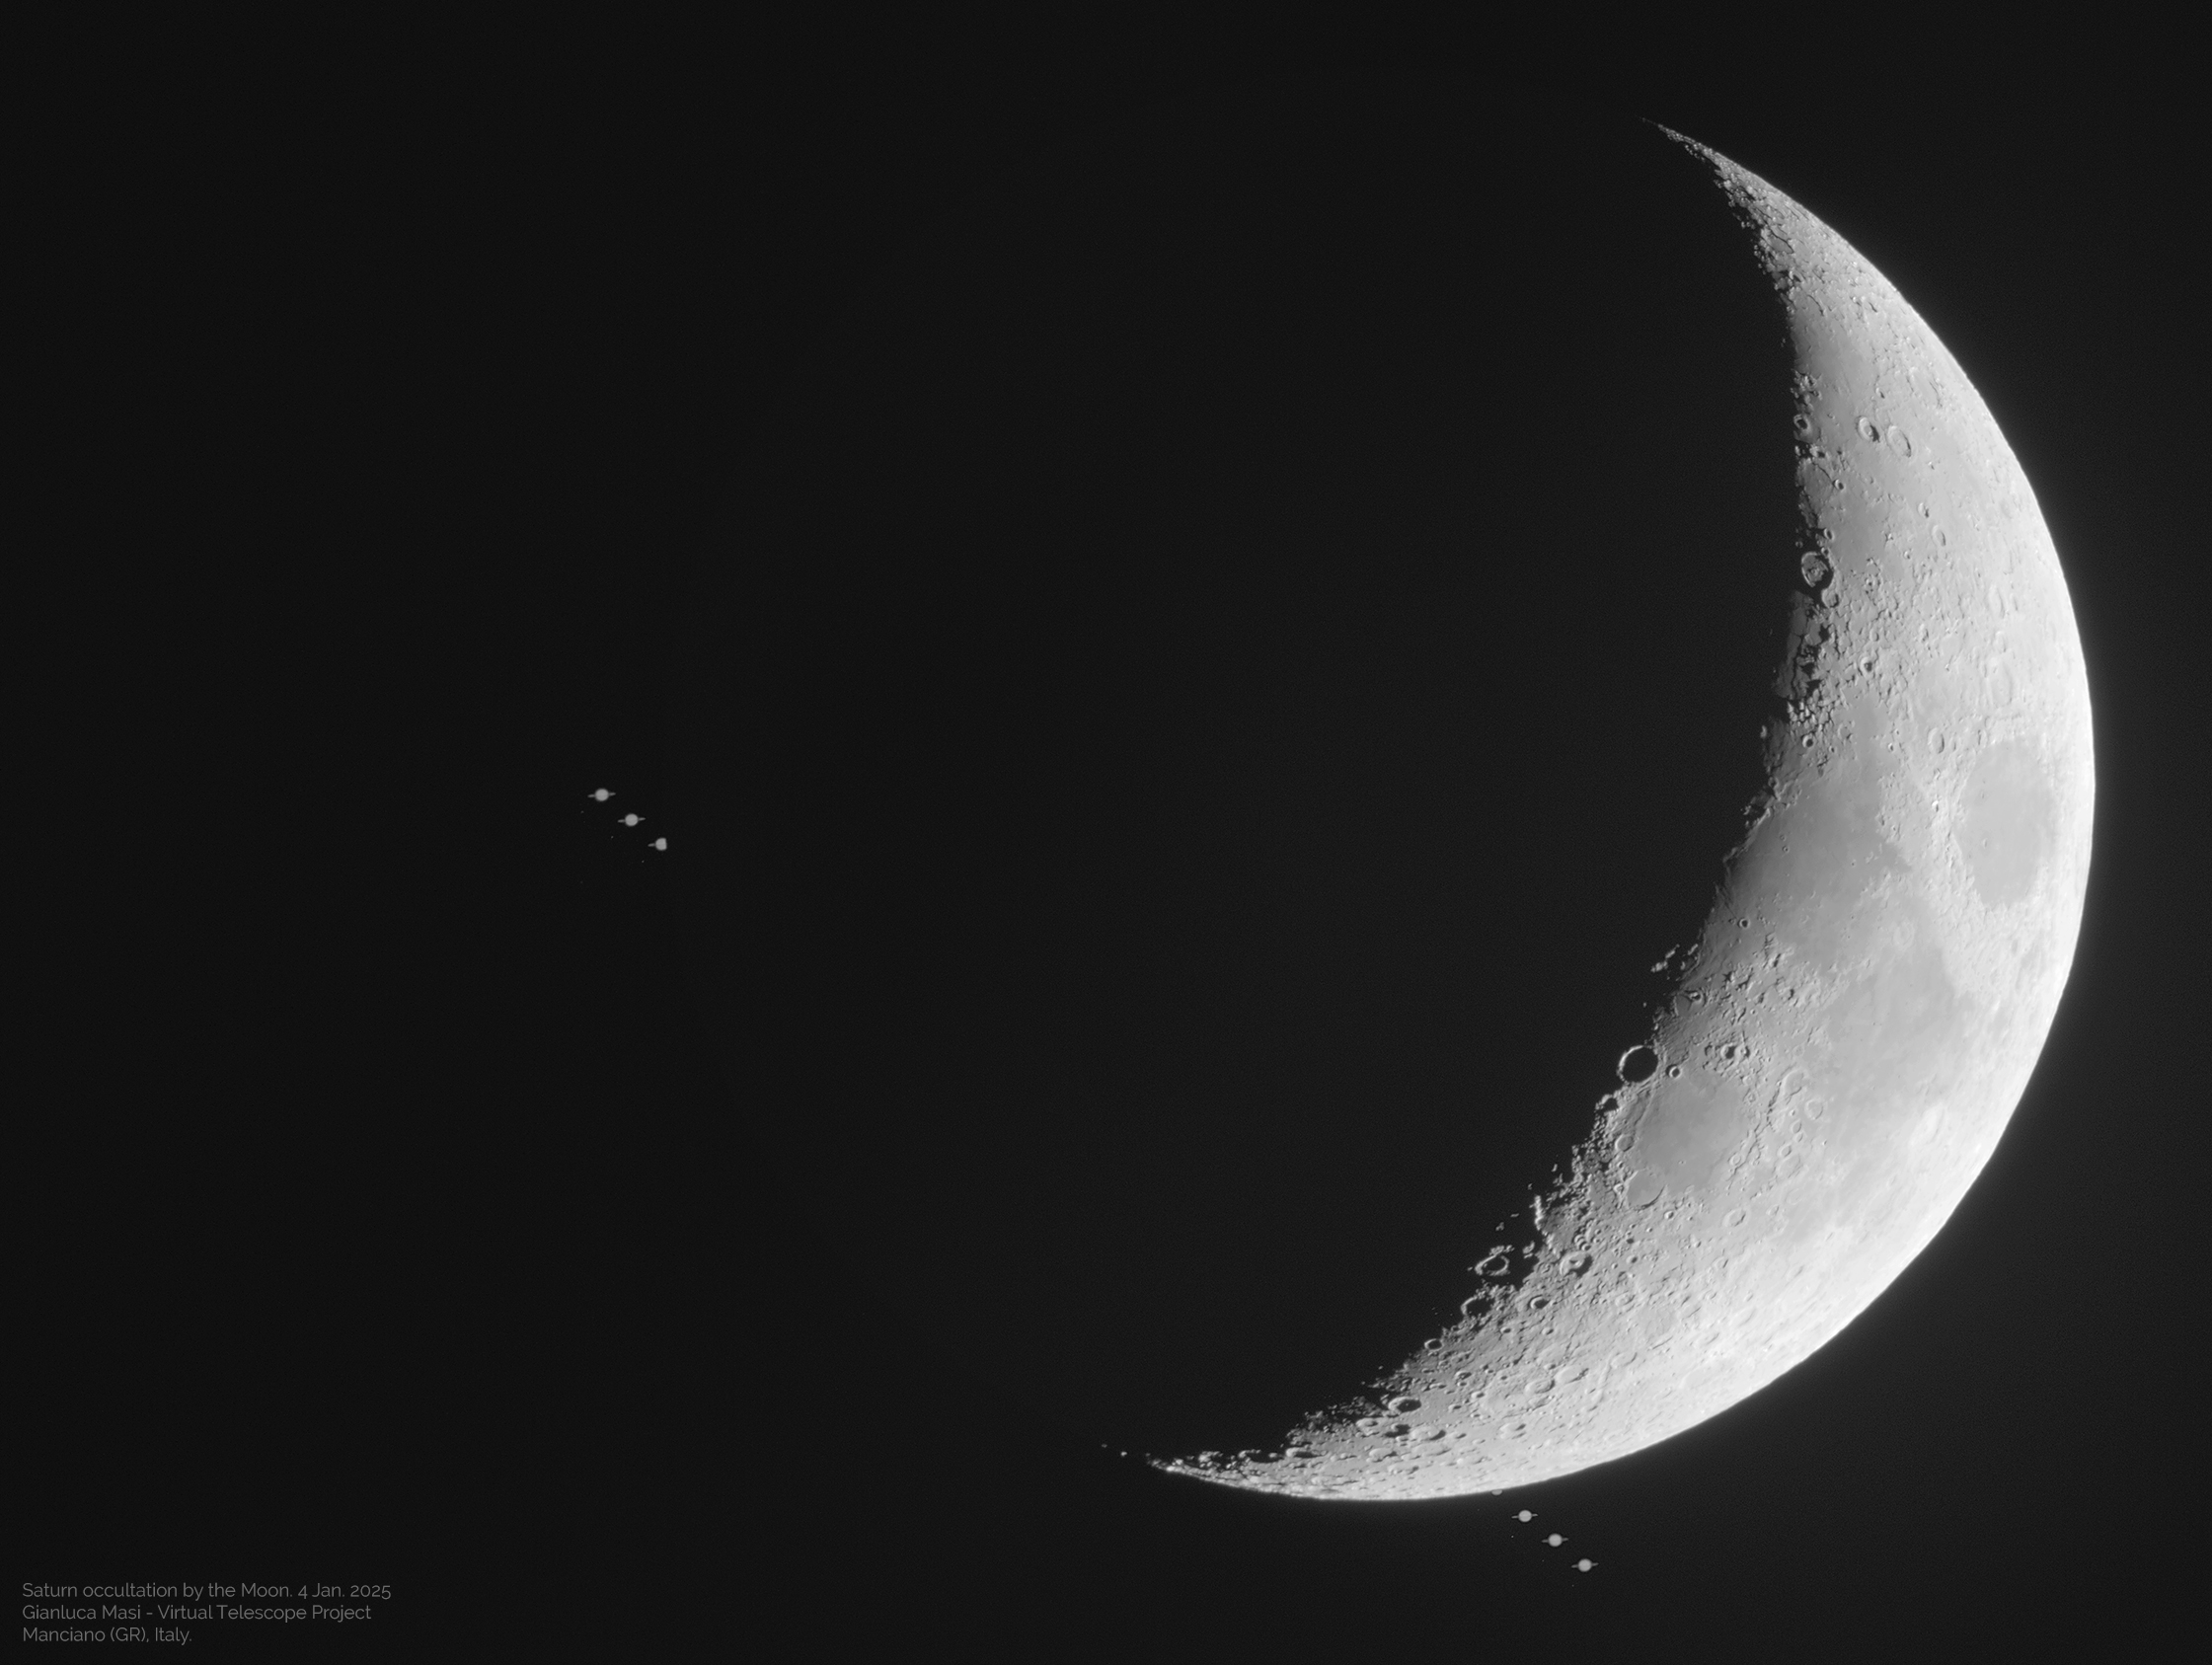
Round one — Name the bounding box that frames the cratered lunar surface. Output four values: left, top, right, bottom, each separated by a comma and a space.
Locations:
671, 92, 2091, 1500
1165, 134, 2095, 1498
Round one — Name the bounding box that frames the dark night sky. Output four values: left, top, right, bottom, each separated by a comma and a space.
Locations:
25, 29, 2200, 1657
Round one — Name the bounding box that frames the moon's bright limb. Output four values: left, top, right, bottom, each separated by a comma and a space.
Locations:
1170, 132, 2095, 1499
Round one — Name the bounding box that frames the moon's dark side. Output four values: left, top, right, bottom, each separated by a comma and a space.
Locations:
668, 85, 2086, 1483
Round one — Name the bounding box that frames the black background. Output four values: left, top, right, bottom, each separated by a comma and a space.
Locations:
22, 24, 2201, 1658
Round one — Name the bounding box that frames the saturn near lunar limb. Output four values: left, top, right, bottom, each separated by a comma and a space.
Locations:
670, 85, 2093, 1500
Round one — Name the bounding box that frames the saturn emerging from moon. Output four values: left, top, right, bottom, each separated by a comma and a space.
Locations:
671, 82, 2093, 1501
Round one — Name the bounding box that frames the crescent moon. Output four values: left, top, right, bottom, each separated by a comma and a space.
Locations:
1169, 130, 2096, 1498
